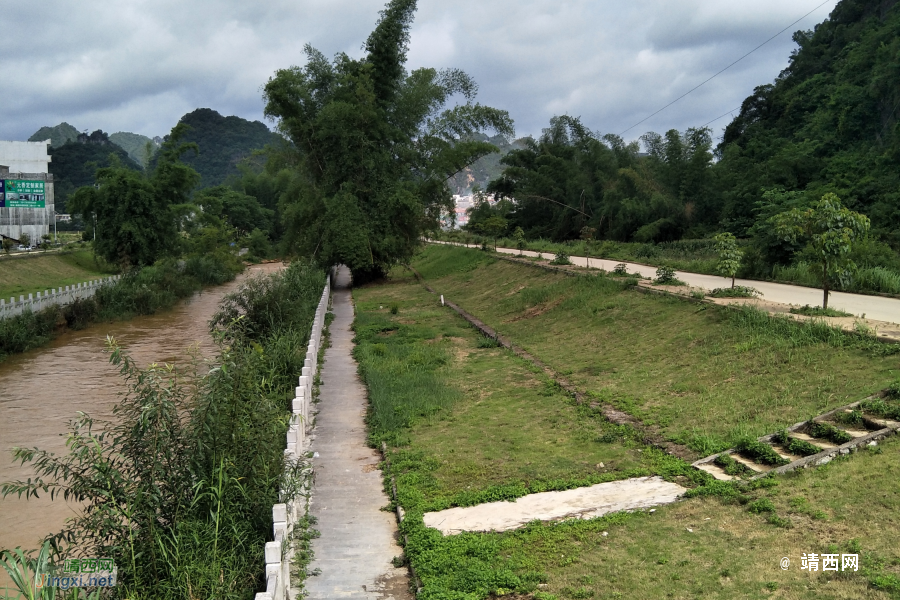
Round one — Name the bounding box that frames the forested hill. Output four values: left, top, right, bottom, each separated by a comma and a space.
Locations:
718, 0, 900, 241
172, 109, 283, 188
49, 131, 142, 213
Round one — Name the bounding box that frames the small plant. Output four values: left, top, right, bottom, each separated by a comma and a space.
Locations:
765, 581, 779, 591
713, 453, 752, 476
789, 304, 852, 317
612, 263, 629, 276
708, 286, 760, 298
772, 430, 821, 456
746, 497, 776, 514
513, 226, 527, 255
767, 514, 793, 528
476, 335, 502, 348
860, 397, 900, 420
735, 438, 789, 466
713, 232, 744, 288
390, 303, 399, 315
835, 409, 863, 426
653, 265, 683, 285
550, 250, 572, 265
807, 422, 853, 444
885, 380, 900, 399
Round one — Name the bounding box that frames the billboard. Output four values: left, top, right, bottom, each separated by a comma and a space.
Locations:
0, 180, 46, 208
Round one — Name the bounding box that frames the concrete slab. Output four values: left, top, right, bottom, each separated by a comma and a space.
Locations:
302, 266, 411, 600
423, 476, 685, 536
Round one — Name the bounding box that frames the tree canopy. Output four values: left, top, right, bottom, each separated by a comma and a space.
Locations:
262, 0, 513, 280
68, 124, 199, 268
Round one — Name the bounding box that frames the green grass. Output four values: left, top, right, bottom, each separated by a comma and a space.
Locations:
789, 305, 853, 317
410, 245, 898, 454
0, 249, 118, 300
353, 277, 679, 512
355, 249, 900, 600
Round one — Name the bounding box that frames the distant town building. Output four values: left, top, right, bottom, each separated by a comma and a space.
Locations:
0, 140, 55, 243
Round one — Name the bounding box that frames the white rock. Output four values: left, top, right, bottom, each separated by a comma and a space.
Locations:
868, 441, 878, 447
687, 528, 693, 533
602, 531, 608, 537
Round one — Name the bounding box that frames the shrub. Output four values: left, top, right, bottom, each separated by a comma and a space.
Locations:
772, 430, 821, 456
708, 286, 760, 298
550, 250, 571, 265
735, 438, 789, 466
807, 422, 853, 444
653, 265, 683, 285
789, 305, 852, 317
612, 263, 629, 276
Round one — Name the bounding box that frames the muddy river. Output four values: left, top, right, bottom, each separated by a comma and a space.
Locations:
0, 264, 280, 554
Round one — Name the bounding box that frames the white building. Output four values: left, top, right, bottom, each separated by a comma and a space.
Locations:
0, 140, 52, 173
0, 140, 55, 243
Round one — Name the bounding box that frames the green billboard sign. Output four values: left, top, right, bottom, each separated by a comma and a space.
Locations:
0, 180, 46, 208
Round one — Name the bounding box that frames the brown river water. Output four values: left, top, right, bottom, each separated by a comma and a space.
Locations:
0, 263, 282, 556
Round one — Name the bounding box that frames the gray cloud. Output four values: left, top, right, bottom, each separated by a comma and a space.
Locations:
1, 0, 838, 145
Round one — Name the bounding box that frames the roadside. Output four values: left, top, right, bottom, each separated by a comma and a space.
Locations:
430, 241, 900, 328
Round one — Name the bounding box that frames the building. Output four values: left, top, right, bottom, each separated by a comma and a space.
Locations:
0, 141, 54, 243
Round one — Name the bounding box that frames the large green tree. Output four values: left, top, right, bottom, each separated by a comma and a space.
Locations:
262, 0, 513, 280
69, 124, 199, 268
771, 193, 870, 309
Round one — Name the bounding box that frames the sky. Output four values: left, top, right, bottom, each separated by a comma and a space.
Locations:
1, 0, 840, 146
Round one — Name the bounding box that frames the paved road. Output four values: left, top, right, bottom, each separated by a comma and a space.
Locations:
434, 242, 900, 325
303, 266, 411, 600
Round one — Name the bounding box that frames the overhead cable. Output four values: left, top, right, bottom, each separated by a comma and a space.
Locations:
619, 0, 834, 136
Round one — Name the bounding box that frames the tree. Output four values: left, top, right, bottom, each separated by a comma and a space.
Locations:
771, 193, 870, 309
18, 233, 30, 248
713, 232, 743, 288
580, 225, 596, 268
69, 124, 199, 268
480, 215, 507, 250
513, 226, 526, 255
262, 0, 513, 281
2, 238, 13, 254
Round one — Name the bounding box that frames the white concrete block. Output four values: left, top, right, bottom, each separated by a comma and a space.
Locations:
264, 541, 280, 564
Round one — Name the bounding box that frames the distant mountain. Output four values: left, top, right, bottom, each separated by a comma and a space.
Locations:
28, 122, 79, 148
449, 134, 530, 195
48, 130, 141, 213
109, 132, 159, 168
173, 108, 283, 188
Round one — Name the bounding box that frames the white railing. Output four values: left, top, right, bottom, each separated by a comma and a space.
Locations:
256, 271, 331, 600
0, 275, 122, 319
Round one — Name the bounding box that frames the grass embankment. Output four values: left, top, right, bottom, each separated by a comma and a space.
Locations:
0, 252, 243, 362
352, 246, 900, 599
413, 245, 898, 454
434, 232, 900, 296
0, 249, 118, 300
1, 262, 326, 599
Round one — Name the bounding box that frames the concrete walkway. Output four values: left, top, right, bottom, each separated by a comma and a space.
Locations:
303, 266, 411, 600
423, 476, 684, 535
432, 242, 900, 324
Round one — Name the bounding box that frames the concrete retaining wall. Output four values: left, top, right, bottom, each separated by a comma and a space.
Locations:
256, 271, 331, 600
0, 275, 122, 319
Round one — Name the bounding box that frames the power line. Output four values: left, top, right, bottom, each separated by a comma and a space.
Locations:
619, 0, 834, 136
702, 106, 741, 128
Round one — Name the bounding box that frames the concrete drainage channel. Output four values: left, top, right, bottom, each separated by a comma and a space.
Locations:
694, 399, 900, 481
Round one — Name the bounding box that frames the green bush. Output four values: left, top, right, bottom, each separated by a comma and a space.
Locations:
653, 265, 682, 285
1, 260, 326, 599
708, 286, 760, 298
735, 438, 789, 466
550, 250, 571, 265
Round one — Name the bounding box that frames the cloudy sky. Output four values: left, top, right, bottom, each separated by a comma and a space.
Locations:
2, 0, 838, 146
